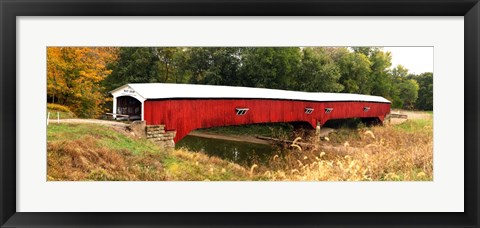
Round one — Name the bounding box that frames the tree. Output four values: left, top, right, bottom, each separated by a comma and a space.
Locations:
47, 47, 118, 117
369, 49, 394, 99
332, 48, 372, 94
104, 47, 160, 92
388, 65, 421, 109
413, 72, 433, 110
391, 64, 409, 78
182, 47, 243, 85
351, 47, 379, 58
297, 47, 343, 92
398, 79, 419, 109
239, 47, 301, 89
47, 47, 67, 104
181, 47, 213, 84
153, 47, 185, 83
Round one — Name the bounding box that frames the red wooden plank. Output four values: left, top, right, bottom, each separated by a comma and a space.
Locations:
145, 99, 390, 142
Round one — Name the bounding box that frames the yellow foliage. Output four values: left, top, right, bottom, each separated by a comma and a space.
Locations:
47, 47, 118, 118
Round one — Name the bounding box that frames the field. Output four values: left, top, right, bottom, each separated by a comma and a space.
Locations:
47, 111, 433, 181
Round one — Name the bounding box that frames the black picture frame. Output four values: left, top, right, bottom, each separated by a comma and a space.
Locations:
1, 0, 479, 227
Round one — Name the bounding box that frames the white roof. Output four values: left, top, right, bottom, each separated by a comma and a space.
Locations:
112, 83, 391, 103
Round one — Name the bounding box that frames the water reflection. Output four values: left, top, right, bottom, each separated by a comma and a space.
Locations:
176, 135, 278, 166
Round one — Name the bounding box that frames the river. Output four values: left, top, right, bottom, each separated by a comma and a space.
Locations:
175, 135, 280, 166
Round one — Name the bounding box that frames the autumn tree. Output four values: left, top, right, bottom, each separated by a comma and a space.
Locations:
47, 47, 118, 117
47, 47, 67, 104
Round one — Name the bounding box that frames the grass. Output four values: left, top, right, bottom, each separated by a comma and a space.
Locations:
393, 118, 432, 133
254, 117, 433, 181
47, 123, 250, 181
47, 113, 433, 181
48, 124, 157, 154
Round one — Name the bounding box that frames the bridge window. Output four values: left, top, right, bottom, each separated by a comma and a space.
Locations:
236, 108, 249, 115
305, 107, 314, 114
364, 107, 370, 112
325, 108, 333, 114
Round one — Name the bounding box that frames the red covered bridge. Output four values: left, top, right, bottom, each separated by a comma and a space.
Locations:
111, 83, 391, 143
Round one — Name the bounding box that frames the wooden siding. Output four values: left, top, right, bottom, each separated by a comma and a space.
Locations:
144, 99, 391, 143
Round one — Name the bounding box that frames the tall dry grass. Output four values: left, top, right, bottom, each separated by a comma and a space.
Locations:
47, 124, 250, 181
48, 117, 433, 181
252, 118, 433, 181
47, 135, 167, 181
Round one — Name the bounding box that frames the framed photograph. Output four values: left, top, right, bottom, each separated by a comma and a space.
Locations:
1, 0, 479, 227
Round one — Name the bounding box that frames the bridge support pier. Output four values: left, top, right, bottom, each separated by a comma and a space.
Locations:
315, 121, 321, 137
145, 125, 176, 148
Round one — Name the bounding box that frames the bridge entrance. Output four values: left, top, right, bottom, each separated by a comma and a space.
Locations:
116, 96, 142, 120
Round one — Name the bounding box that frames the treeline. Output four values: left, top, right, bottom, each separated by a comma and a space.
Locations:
47, 47, 433, 118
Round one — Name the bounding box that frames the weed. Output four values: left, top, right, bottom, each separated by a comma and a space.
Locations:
255, 118, 433, 181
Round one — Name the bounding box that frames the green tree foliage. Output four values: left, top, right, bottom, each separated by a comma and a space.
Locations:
239, 47, 301, 89
398, 79, 420, 109
48, 46, 434, 119
154, 47, 185, 83
389, 65, 423, 109
297, 47, 343, 92
104, 47, 186, 92
333, 48, 373, 94
412, 72, 433, 110
369, 49, 394, 98
104, 47, 159, 91
391, 64, 410, 78
183, 47, 243, 85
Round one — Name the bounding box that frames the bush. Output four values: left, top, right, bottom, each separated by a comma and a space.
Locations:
47, 103, 72, 113
47, 103, 77, 119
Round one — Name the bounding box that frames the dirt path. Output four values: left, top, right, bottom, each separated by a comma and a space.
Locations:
388, 110, 432, 125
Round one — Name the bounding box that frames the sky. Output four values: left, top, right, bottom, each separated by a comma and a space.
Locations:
382, 47, 433, 75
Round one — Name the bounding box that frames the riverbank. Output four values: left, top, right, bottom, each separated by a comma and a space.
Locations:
189, 131, 270, 145
189, 127, 335, 145
47, 112, 433, 181
47, 123, 252, 181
